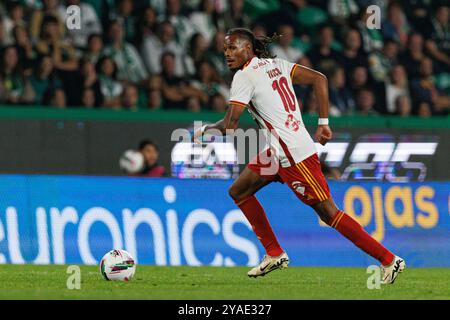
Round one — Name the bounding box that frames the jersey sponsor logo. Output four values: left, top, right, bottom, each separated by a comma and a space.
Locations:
252, 60, 270, 70
257, 60, 269, 67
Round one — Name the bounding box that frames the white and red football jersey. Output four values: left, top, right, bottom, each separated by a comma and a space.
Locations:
229, 56, 317, 167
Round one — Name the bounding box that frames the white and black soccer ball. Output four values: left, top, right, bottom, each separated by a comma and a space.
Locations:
119, 150, 145, 174
100, 249, 136, 281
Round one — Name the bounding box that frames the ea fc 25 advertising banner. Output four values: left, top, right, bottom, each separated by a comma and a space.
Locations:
0, 175, 449, 267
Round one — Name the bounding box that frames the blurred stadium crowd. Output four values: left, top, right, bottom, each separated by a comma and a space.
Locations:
0, 0, 449, 117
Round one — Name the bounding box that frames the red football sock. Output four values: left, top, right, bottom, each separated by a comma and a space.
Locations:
331, 210, 395, 266
236, 196, 284, 257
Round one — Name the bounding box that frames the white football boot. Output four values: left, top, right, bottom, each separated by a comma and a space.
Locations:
380, 255, 406, 284
247, 252, 289, 278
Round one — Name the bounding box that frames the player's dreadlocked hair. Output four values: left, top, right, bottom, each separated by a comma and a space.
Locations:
226, 28, 281, 59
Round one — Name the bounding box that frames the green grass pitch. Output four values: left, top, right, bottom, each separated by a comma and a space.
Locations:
0, 265, 449, 300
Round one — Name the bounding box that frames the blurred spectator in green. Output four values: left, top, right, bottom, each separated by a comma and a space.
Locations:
141, 20, 185, 77
349, 65, 370, 97
355, 88, 378, 116
28, 54, 62, 105
417, 101, 432, 118
328, 0, 359, 27
121, 83, 143, 110
382, 2, 411, 49
342, 28, 368, 79
107, 0, 137, 44
0, 45, 34, 105
42, 87, 66, 108
135, 5, 158, 48
189, 0, 219, 43
252, 22, 268, 37
394, 95, 412, 117
35, 14, 78, 72
137, 139, 166, 177
424, 5, 450, 72
147, 0, 166, 18
210, 93, 227, 112
385, 64, 410, 114
400, 0, 431, 32
190, 60, 228, 111
223, 0, 251, 30
400, 33, 426, 79
368, 39, 399, 82
328, 65, 355, 116
148, 89, 163, 110
81, 87, 96, 108
29, 0, 65, 43
83, 33, 104, 64
270, 24, 303, 63
147, 74, 164, 110
12, 25, 37, 76
103, 20, 148, 83
96, 55, 123, 108
80, 59, 102, 107
410, 57, 450, 114
2, 2, 26, 46
183, 33, 209, 77
205, 30, 230, 82
160, 51, 206, 110
164, 0, 195, 49
256, 0, 324, 38
307, 24, 343, 70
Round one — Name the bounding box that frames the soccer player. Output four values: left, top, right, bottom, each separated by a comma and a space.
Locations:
194, 28, 405, 284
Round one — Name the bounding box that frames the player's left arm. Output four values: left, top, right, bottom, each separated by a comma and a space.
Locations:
193, 103, 246, 143
291, 64, 332, 145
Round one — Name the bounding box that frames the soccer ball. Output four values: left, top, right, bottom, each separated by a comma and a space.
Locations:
119, 150, 145, 174
100, 249, 136, 281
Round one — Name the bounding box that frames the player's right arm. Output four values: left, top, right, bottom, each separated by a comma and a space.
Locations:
193, 103, 246, 143
212, 103, 247, 132
291, 64, 332, 146
193, 70, 253, 142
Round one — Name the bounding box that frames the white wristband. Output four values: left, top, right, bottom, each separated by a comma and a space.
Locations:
318, 118, 329, 125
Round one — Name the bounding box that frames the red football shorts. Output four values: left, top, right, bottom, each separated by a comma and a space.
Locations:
247, 150, 331, 206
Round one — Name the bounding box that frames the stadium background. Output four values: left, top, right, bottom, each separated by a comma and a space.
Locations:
0, 0, 449, 269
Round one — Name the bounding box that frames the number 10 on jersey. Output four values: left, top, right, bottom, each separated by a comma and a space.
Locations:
272, 76, 296, 113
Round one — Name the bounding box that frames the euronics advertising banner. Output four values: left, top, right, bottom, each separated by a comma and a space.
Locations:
0, 175, 448, 267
